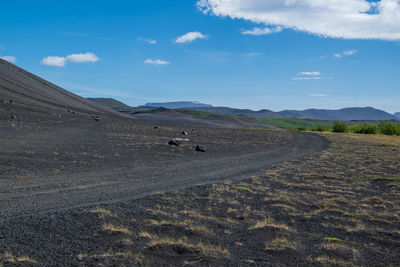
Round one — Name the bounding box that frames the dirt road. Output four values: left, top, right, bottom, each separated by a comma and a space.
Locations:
0, 117, 328, 222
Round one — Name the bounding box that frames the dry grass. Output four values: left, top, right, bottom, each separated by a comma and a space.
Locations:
102, 223, 131, 234
0, 252, 36, 263
249, 217, 292, 232
71, 131, 400, 265
343, 132, 400, 145
139, 231, 154, 239
91, 207, 118, 218
312, 255, 352, 266
264, 236, 298, 251
147, 219, 213, 234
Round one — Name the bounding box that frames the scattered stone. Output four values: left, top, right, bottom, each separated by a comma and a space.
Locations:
10, 115, 16, 119
168, 138, 185, 146
94, 116, 100, 121
196, 145, 206, 152
182, 131, 188, 135
154, 126, 160, 129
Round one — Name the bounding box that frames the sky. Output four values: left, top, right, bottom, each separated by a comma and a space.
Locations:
0, 0, 399, 113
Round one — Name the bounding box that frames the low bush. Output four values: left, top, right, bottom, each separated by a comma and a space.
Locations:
297, 126, 307, 131
378, 121, 400, 136
350, 123, 378, 134
332, 121, 347, 133
311, 125, 329, 132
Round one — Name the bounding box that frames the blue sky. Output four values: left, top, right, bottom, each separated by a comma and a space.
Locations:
0, 0, 399, 113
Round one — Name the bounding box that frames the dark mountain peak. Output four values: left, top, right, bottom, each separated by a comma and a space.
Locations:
0, 58, 124, 117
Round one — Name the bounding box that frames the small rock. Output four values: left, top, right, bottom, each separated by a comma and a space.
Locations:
154, 126, 160, 129
169, 138, 185, 146
196, 145, 206, 152
182, 131, 188, 135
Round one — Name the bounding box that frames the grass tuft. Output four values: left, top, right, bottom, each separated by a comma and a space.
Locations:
102, 223, 131, 234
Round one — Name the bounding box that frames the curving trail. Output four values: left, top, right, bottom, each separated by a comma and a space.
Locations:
0, 118, 329, 222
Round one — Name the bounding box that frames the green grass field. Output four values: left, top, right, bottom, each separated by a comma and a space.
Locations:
253, 118, 333, 130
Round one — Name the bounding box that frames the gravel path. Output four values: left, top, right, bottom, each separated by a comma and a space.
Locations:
0, 118, 329, 222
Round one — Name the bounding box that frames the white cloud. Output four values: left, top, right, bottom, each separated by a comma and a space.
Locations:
298, 71, 320, 76
144, 59, 170, 65
309, 94, 327, 97
41, 52, 99, 67
197, 0, 400, 40
242, 26, 282, 36
138, 37, 157, 45
175, 31, 208, 44
41, 56, 66, 67
66, 52, 99, 63
292, 71, 322, 80
0, 56, 17, 63
291, 71, 322, 81
334, 49, 358, 58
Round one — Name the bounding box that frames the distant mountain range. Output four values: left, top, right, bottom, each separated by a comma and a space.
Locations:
142, 101, 212, 109
186, 106, 288, 119
281, 107, 398, 121
88, 99, 399, 122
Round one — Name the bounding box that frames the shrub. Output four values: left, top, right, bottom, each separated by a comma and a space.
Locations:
297, 126, 307, 131
311, 125, 328, 132
332, 121, 347, 133
378, 121, 400, 136
351, 123, 378, 134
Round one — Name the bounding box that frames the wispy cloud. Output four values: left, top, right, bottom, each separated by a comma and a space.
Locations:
175, 31, 208, 44
0, 56, 17, 63
298, 71, 321, 76
0, 44, 5, 50
197, 0, 400, 40
144, 59, 170, 65
334, 49, 358, 58
309, 94, 327, 97
292, 71, 322, 80
242, 26, 282, 36
138, 37, 157, 45
41, 52, 99, 67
